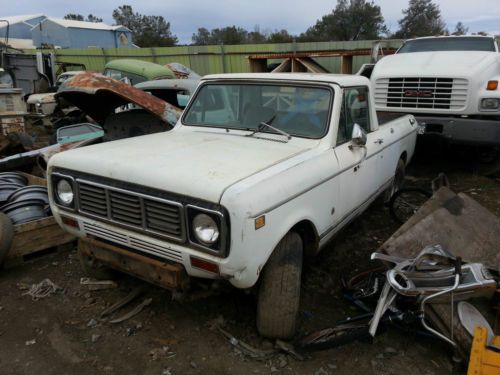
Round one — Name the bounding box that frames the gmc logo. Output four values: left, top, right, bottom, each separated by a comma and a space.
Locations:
404, 90, 433, 98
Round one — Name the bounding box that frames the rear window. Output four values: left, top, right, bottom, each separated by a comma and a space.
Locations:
397, 37, 496, 53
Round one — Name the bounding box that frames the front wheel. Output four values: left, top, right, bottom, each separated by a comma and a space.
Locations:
256, 232, 303, 339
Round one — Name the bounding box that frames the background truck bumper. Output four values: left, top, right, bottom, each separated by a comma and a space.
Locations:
416, 116, 500, 146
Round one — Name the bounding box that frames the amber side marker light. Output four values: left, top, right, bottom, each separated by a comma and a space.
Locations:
255, 215, 266, 230
190, 256, 219, 274
61, 215, 79, 229
487, 80, 498, 90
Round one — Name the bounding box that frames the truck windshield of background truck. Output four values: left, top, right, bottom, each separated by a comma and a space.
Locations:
397, 37, 496, 53
182, 83, 332, 139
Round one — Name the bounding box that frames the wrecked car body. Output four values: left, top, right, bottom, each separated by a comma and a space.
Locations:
55, 72, 182, 141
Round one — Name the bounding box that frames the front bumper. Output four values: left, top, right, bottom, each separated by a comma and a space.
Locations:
79, 237, 190, 291
416, 116, 500, 146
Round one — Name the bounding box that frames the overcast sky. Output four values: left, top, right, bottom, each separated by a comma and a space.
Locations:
2, 0, 500, 44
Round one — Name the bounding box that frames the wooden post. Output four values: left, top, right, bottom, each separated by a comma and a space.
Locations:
341, 55, 353, 74
249, 58, 267, 72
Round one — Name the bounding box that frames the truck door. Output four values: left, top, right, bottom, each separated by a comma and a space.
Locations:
333, 86, 385, 221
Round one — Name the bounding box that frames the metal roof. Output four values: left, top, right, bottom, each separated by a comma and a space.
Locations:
37, 18, 129, 32
0, 14, 44, 26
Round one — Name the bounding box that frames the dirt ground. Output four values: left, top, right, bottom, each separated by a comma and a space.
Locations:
0, 143, 499, 375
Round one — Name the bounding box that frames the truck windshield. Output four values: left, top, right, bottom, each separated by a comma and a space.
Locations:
397, 37, 496, 53
182, 83, 332, 139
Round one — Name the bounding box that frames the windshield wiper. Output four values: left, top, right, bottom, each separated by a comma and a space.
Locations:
246, 115, 291, 141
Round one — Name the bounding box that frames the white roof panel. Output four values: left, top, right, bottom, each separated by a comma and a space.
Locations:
203, 73, 370, 87
43, 18, 129, 31
0, 14, 44, 26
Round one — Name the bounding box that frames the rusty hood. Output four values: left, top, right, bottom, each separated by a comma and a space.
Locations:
55, 72, 181, 127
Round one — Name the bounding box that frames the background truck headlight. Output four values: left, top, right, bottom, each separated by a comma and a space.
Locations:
192, 213, 219, 244
56, 179, 74, 205
480, 98, 500, 110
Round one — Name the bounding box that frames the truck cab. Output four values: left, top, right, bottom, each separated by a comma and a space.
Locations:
371, 35, 500, 146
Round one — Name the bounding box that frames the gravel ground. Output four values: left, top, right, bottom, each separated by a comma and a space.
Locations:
0, 144, 498, 375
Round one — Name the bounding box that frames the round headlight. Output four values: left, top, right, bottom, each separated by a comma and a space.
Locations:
193, 213, 219, 245
56, 179, 74, 205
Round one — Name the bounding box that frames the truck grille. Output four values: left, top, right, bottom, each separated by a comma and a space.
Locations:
77, 180, 184, 241
375, 77, 468, 110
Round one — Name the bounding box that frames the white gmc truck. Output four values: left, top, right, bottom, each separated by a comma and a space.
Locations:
47, 73, 418, 338
371, 35, 500, 147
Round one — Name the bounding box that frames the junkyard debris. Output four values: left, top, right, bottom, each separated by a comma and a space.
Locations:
108, 297, 152, 324
217, 326, 276, 360
99, 287, 143, 318
22, 278, 63, 300
80, 277, 118, 291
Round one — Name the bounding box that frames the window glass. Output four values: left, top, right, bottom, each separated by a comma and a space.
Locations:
183, 83, 332, 139
398, 37, 495, 53
337, 87, 370, 145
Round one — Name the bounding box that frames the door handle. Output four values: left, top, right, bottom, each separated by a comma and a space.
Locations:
374, 138, 384, 145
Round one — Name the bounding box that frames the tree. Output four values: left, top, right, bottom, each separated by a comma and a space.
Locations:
86, 14, 103, 23
112, 5, 177, 47
452, 22, 468, 36
64, 14, 84, 21
394, 0, 447, 38
191, 27, 211, 45
247, 26, 267, 44
268, 29, 294, 43
299, 0, 388, 42
191, 26, 248, 45
63, 14, 103, 22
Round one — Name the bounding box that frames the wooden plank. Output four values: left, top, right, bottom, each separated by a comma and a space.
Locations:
19, 172, 47, 186
8, 216, 75, 259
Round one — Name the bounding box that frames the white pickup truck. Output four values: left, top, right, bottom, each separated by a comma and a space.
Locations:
47, 73, 418, 338
371, 35, 500, 147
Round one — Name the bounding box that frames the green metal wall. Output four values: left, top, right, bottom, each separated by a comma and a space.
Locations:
29, 39, 405, 75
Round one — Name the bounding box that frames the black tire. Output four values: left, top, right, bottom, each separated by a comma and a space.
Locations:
389, 188, 432, 224
380, 158, 406, 204
257, 232, 303, 339
0, 213, 14, 267
77, 240, 115, 280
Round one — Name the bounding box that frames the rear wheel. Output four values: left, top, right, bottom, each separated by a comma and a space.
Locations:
257, 232, 303, 339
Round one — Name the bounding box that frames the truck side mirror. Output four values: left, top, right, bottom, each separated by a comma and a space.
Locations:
350, 123, 367, 147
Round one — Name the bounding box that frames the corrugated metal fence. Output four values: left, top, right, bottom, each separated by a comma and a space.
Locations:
33, 39, 405, 75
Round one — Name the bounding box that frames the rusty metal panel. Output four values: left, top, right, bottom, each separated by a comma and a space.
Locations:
56, 72, 181, 126
79, 238, 190, 291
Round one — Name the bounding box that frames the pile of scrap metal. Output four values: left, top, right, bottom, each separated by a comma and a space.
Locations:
0, 72, 186, 173
369, 246, 498, 361
298, 187, 500, 370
